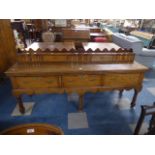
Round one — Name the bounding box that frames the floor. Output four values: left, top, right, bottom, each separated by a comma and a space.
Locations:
0, 67, 155, 135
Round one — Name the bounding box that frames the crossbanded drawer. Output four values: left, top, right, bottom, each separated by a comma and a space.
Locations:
63, 75, 101, 88
15, 76, 59, 89
103, 73, 140, 87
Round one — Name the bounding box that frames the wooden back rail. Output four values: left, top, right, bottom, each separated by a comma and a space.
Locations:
17, 48, 135, 64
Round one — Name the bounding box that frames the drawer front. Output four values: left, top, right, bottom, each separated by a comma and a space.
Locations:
104, 73, 140, 87
16, 76, 59, 89
63, 75, 101, 88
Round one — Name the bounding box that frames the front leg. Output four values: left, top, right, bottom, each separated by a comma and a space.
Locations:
16, 96, 25, 114
119, 90, 124, 98
79, 94, 84, 111
131, 89, 139, 108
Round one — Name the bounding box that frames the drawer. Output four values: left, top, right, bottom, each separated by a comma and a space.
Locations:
16, 76, 59, 89
104, 73, 140, 87
63, 75, 101, 88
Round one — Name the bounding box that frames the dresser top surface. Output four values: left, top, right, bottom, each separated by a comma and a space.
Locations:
6, 62, 148, 76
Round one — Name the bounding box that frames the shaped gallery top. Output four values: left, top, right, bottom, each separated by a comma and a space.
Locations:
82, 42, 122, 51
26, 42, 75, 51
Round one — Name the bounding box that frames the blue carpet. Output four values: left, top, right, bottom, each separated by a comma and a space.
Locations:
0, 69, 155, 135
